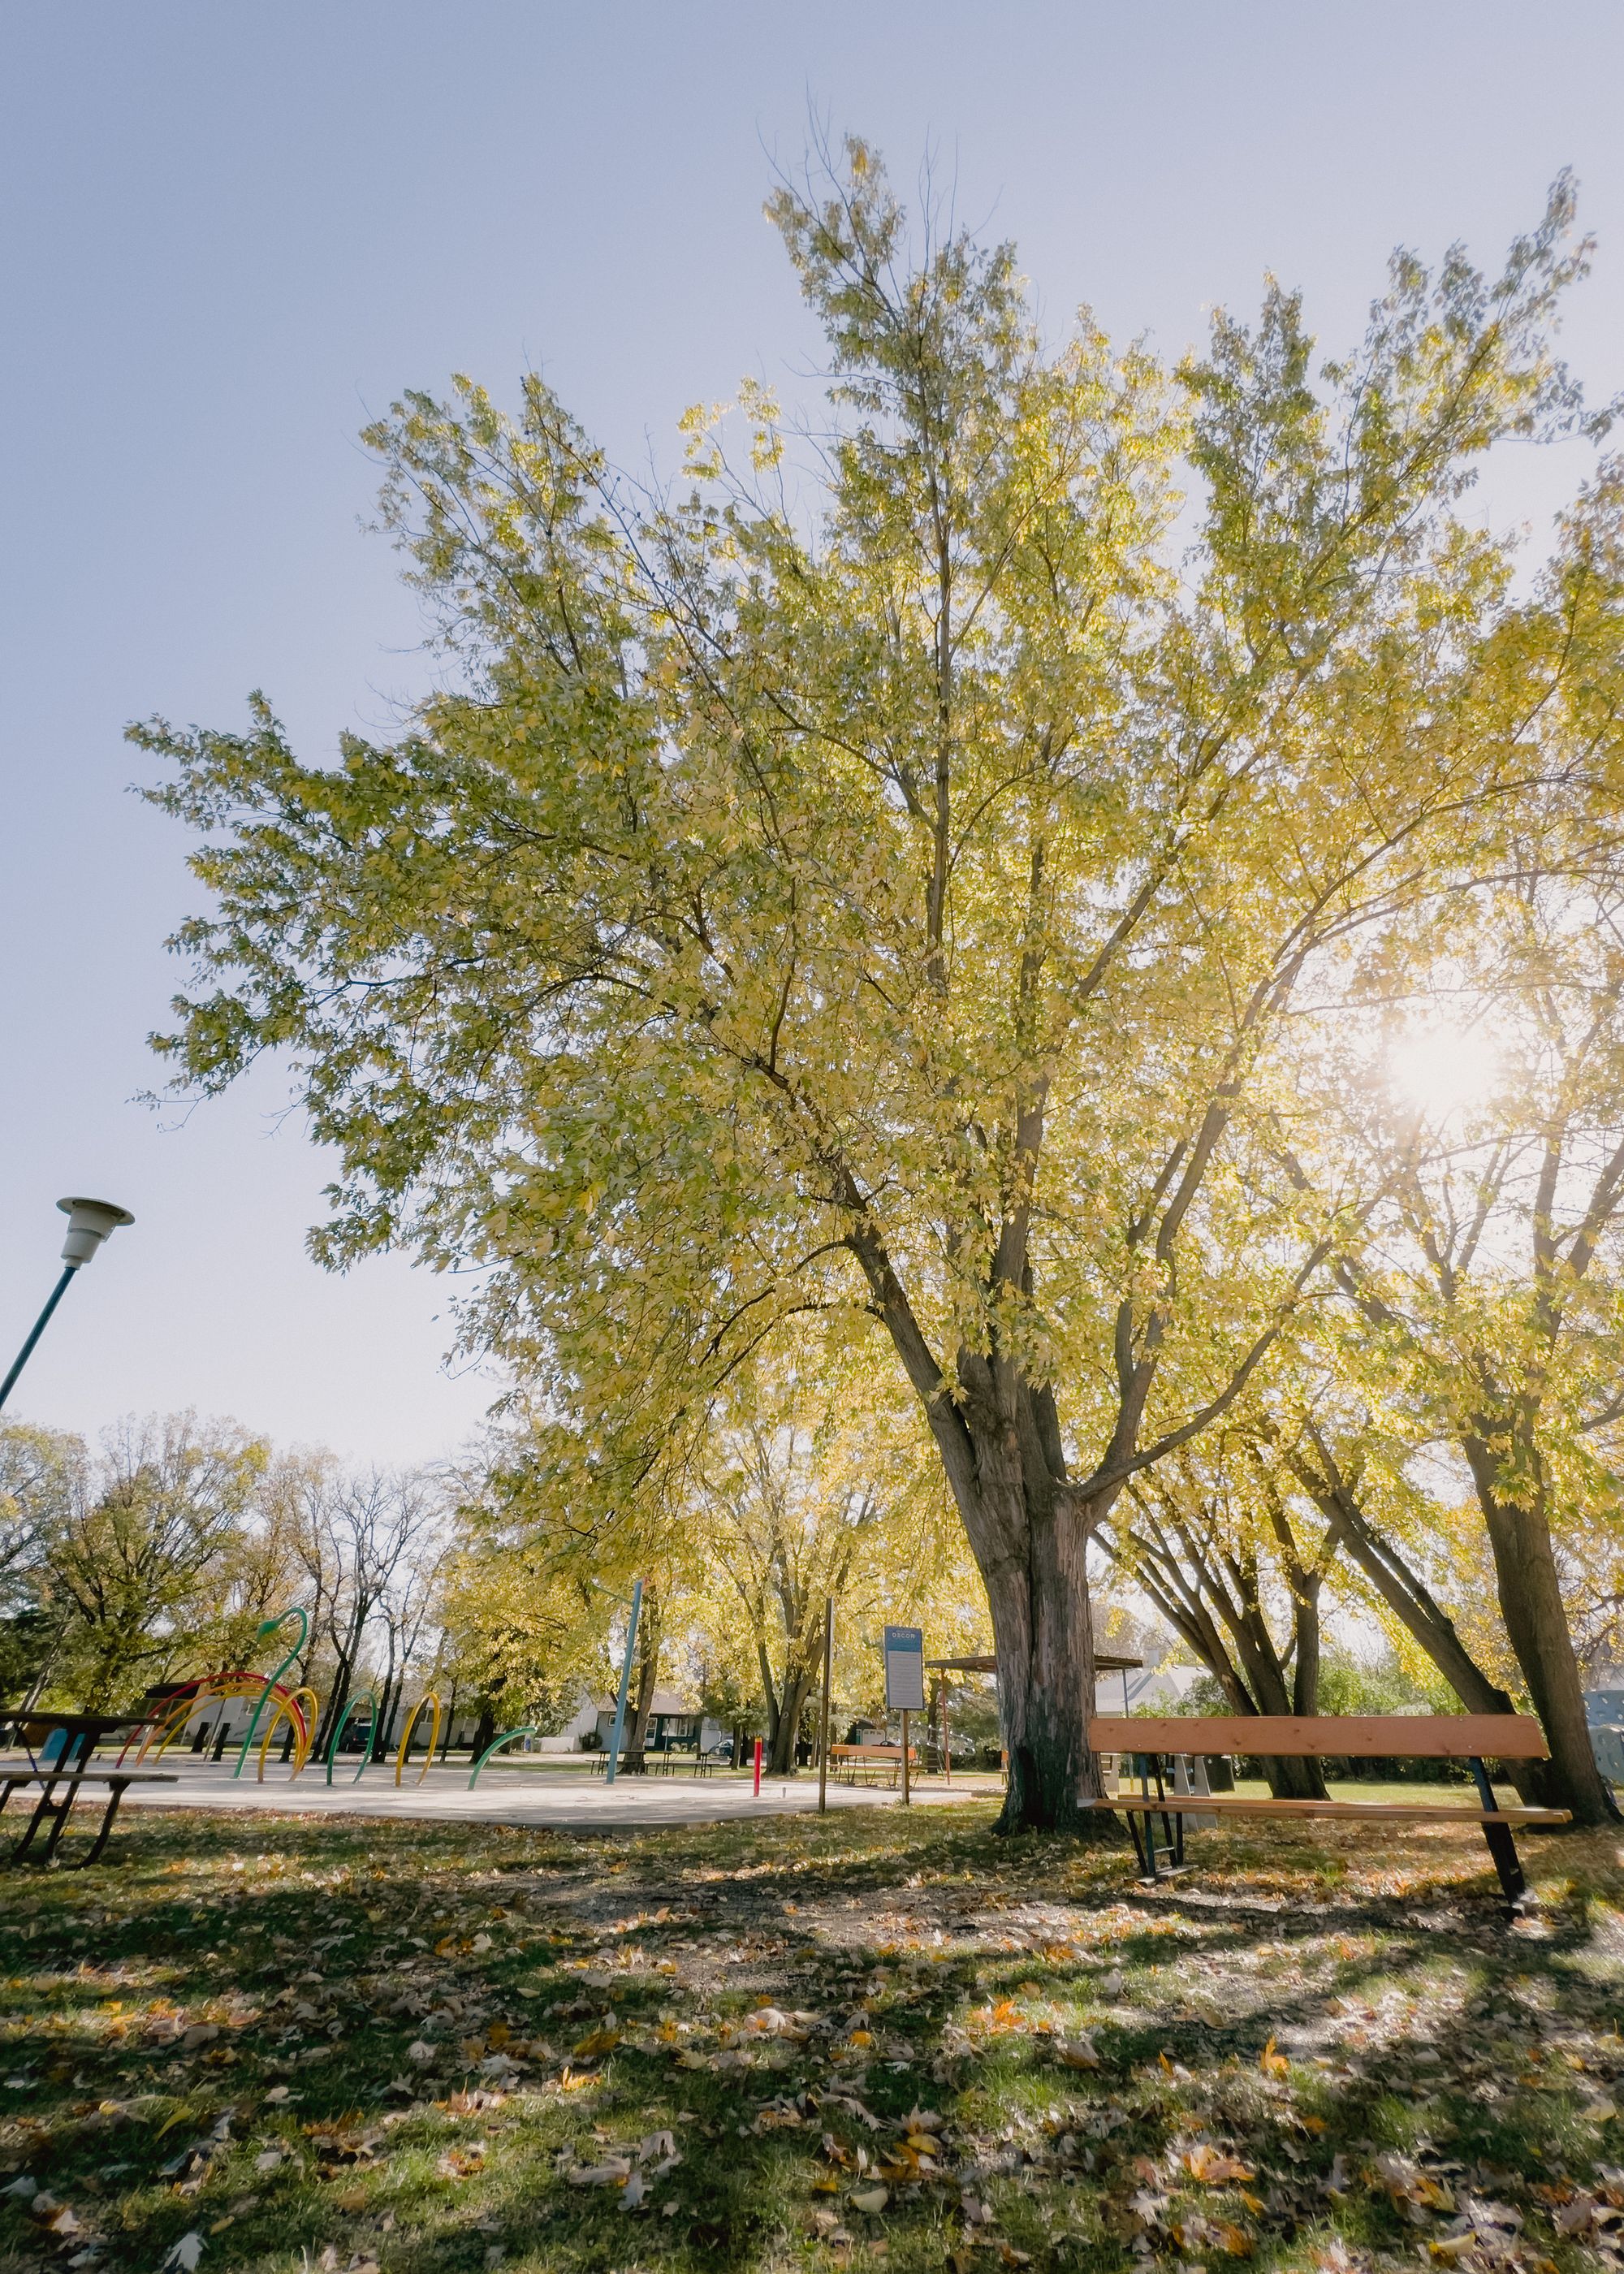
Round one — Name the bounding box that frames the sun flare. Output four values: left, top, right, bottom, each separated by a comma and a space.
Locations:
1384, 1023, 1503, 1123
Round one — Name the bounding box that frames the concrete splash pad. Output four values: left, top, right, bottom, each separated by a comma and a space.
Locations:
115, 1760, 990, 1831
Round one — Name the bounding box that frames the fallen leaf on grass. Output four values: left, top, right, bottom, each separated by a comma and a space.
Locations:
1259, 2038, 1289, 2077
159, 2237, 205, 2274
573, 2026, 621, 2058
1055, 2033, 1100, 2070
568, 2159, 632, 2187
850, 2185, 888, 2214
1186, 2144, 1256, 2185
1374, 2152, 1455, 2214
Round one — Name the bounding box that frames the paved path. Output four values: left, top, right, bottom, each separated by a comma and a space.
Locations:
117, 1760, 991, 1831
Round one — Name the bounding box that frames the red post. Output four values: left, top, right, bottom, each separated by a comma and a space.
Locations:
752, 1736, 762, 1797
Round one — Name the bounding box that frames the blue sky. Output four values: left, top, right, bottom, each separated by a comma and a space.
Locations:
2, 2, 1621, 1462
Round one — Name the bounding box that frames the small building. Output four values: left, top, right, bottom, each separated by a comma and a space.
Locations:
589, 1688, 703, 1753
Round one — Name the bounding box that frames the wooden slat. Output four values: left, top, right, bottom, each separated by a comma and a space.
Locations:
0, 1767, 177, 1784
1088, 1714, 1549, 1760
1082, 1793, 1570, 1824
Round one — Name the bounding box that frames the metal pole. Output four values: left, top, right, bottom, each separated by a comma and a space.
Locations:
818, 1596, 834, 1814
901, 1706, 911, 1805
604, 1577, 642, 1786
0, 1265, 77, 1412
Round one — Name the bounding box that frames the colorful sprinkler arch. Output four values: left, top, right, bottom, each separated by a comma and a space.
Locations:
256, 1685, 322, 1781
468, 1725, 538, 1788
324, 1690, 378, 1785
126, 1672, 316, 1776
233, 1606, 310, 1779
395, 1693, 443, 1786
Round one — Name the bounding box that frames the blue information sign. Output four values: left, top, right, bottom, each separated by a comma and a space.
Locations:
883, 1624, 926, 1711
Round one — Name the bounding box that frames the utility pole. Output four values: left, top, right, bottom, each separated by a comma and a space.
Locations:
604, 1578, 643, 1786
818, 1597, 834, 1814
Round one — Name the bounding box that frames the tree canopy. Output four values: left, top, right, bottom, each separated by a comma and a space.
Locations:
137, 141, 1624, 1827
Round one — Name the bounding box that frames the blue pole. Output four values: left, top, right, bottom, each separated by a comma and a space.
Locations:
604, 1578, 643, 1787
0, 1265, 77, 1413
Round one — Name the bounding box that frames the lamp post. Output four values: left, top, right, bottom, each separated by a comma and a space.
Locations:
0, 1198, 134, 1413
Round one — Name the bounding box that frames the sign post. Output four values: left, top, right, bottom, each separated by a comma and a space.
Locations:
883, 1625, 925, 1807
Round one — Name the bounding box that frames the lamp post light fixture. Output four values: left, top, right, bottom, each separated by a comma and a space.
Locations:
0, 1197, 134, 1413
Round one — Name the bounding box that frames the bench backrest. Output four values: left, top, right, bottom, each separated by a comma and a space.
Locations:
831, 1744, 916, 1760
1087, 1713, 1548, 1760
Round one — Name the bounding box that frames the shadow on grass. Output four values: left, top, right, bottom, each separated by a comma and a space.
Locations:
0, 1801, 1618, 2272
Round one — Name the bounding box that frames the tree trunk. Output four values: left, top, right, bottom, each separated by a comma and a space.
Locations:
860, 1245, 1113, 1835
624, 1658, 658, 1768
1464, 1440, 1618, 1826
768, 1665, 814, 1775
968, 1420, 1108, 1835
1304, 1470, 1547, 1805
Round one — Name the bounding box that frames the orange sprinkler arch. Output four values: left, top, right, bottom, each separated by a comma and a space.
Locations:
256, 1686, 320, 1780
394, 1693, 443, 1786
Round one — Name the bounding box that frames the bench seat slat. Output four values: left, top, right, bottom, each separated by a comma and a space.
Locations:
1084, 1794, 1570, 1824
1088, 1714, 1549, 1759
0, 1768, 176, 1785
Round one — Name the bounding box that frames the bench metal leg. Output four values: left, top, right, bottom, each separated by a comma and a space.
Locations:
1468, 1756, 1527, 1909
1127, 1758, 1188, 1883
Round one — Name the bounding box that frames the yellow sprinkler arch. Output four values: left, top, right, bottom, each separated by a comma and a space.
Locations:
394, 1693, 443, 1787
256, 1686, 321, 1781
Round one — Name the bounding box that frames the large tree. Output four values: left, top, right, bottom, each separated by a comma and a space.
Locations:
139, 144, 1615, 1829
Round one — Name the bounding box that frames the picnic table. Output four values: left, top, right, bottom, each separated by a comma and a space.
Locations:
0, 1709, 174, 1868
829, 1743, 917, 1788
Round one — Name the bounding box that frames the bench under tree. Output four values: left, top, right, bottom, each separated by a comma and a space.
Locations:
1085, 1714, 1569, 1911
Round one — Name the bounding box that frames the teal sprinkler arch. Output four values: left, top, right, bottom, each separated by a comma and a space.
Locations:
469, 1727, 538, 1789
325, 1690, 378, 1785
232, 1606, 310, 1779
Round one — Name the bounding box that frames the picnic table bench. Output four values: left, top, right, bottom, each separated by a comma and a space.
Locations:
0, 1765, 176, 1867
829, 1743, 918, 1788
0, 1710, 174, 1868
1085, 1713, 1569, 1911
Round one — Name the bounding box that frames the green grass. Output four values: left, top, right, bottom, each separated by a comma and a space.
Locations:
0, 1796, 1620, 2272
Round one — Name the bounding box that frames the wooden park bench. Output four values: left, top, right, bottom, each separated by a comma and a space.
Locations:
829, 1743, 917, 1789
1084, 1714, 1569, 1911
0, 1766, 176, 1869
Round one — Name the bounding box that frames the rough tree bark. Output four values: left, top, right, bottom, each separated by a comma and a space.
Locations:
622, 1586, 663, 1771
1462, 1438, 1618, 1825
1285, 1434, 1549, 1805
